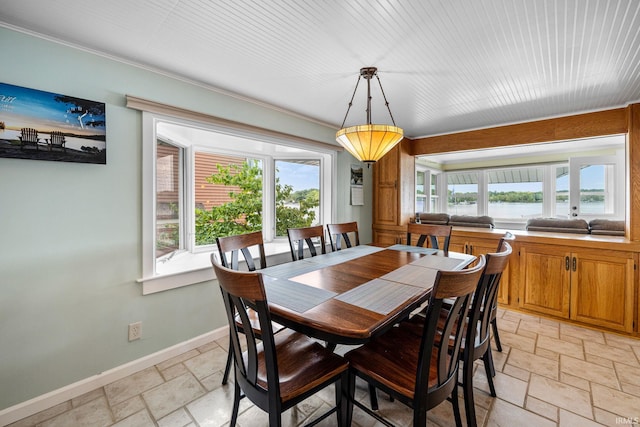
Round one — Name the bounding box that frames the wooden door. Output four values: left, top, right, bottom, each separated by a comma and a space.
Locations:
519, 245, 571, 318
570, 250, 635, 332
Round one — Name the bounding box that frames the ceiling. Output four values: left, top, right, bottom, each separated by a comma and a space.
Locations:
2, 0, 640, 139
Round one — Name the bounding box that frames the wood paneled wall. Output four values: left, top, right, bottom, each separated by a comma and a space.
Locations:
408, 103, 640, 240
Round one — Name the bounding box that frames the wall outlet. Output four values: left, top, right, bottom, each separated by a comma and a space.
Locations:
128, 321, 142, 341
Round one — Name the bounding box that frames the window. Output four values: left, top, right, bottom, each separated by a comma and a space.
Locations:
141, 112, 336, 294
420, 135, 626, 226
436, 157, 623, 227
416, 167, 441, 213
447, 172, 479, 216
487, 167, 544, 219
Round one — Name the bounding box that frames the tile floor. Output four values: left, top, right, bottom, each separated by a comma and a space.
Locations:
8, 308, 640, 427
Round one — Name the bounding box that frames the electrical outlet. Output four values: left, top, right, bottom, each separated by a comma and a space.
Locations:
128, 321, 142, 341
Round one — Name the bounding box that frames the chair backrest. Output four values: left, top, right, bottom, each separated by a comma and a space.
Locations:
406, 223, 452, 253
212, 259, 281, 405
326, 221, 360, 251
216, 231, 267, 271
21, 128, 39, 141
287, 225, 326, 261
50, 131, 66, 144
467, 242, 512, 359
415, 255, 486, 408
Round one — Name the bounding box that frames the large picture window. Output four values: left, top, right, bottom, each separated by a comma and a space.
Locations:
141, 112, 336, 293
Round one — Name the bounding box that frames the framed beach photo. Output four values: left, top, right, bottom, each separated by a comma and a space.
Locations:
0, 82, 106, 164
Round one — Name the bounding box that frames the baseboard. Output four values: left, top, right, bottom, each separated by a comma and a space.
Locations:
0, 327, 228, 426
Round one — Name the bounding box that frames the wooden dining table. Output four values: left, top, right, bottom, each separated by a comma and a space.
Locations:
260, 244, 475, 345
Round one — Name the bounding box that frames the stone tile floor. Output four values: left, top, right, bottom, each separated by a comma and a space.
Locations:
8, 308, 640, 426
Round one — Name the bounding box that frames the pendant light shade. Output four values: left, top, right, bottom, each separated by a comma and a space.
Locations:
336, 67, 404, 165
336, 124, 403, 164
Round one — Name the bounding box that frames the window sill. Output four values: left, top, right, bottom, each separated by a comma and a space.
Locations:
137, 239, 302, 295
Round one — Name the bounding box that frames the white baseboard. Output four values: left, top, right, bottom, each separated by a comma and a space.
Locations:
0, 327, 228, 427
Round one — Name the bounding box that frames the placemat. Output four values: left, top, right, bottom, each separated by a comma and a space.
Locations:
262, 275, 337, 313
335, 278, 425, 315
410, 254, 468, 271
387, 244, 438, 255
380, 264, 438, 289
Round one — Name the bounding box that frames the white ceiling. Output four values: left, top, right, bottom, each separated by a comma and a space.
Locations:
2, 0, 640, 139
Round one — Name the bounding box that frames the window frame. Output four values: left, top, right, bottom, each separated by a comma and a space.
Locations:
140, 112, 337, 294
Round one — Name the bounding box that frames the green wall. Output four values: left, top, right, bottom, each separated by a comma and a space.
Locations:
0, 27, 372, 410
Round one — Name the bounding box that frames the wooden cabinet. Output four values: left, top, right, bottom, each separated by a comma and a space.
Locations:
450, 233, 511, 304
519, 244, 636, 332
372, 140, 415, 244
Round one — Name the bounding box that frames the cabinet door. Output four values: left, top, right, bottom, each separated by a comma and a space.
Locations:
448, 235, 468, 254
570, 251, 635, 332
373, 229, 402, 246
519, 245, 571, 318
373, 147, 398, 226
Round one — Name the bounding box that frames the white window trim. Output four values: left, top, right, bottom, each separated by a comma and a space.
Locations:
137, 111, 337, 295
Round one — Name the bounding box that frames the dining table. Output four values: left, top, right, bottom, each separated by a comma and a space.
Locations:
259, 244, 476, 345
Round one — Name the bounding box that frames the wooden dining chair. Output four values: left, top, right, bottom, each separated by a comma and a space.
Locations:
215, 231, 283, 386
490, 232, 515, 353
344, 256, 486, 427
401, 241, 512, 427
216, 230, 267, 271
286, 225, 327, 261
406, 223, 452, 253
326, 221, 360, 251
212, 258, 349, 427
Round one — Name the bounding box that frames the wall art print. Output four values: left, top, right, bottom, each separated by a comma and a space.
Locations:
0, 82, 106, 164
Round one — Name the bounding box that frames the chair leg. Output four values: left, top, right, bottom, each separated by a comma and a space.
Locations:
368, 383, 379, 410
486, 345, 496, 378
483, 352, 497, 397
230, 380, 241, 427
222, 335, 233, 385
451, 385, 463, 427
491, 318, 502, 352
462, 356, 477, 427
344, 373, 356, 427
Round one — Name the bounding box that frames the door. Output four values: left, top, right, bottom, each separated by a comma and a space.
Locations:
568, 155, 621, 220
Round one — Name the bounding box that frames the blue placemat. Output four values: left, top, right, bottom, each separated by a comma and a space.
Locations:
387, 244, 438, 255
335, 278, 425, 315
262, 275, 337, 313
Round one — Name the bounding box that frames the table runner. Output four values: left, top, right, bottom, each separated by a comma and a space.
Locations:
387, 244, 438, 255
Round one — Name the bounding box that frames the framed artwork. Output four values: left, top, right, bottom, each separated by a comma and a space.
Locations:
350, 164, 364, 205
0, 82, 106, 164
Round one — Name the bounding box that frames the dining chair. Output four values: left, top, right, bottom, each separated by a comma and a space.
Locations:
212, 258, 349, 427
215, 231, 283, 385
406, 223, 452, 253
401, 241, 512, 427
286, 225, 327, 261
326, 221, 360, 251
490, 232, 516, 353
344, 256, 486, 427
